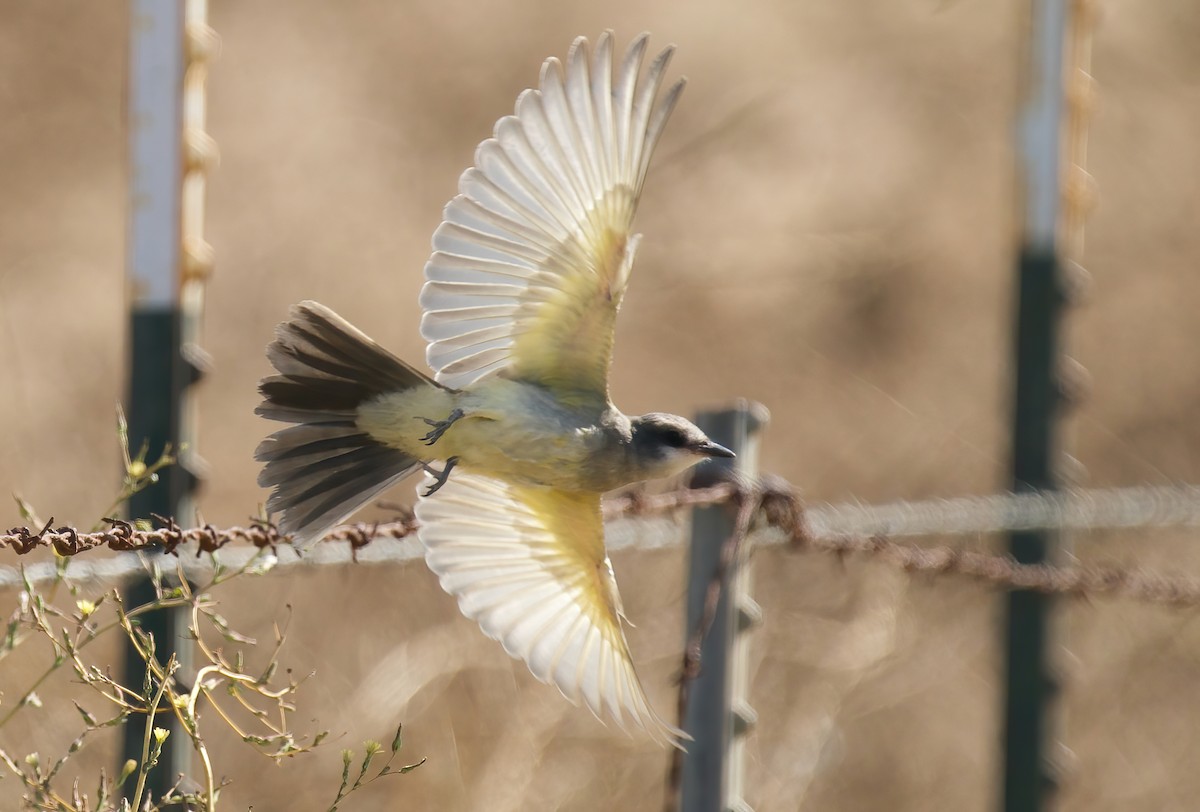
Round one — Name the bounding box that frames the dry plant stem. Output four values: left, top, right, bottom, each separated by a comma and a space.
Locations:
662, 490, 757, 812
1, 551, 276, 808
189, 666, 290, 723
187, 599, 299, 746
0, 435, 348, 808
0, 550, 268, 732
90, 448, 175, 534
93, 406, 177, 533
0, 594, 190, 731
121, 598, 217, 809
196, 739, 217, 810
157, 555, 295, 801
129, 654, 178, 812
33, 606, 145, 715
0, 748, 78, 810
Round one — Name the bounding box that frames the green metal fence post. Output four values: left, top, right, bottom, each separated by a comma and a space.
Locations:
121, 0, 213, 802
1004, 0, 1072, 809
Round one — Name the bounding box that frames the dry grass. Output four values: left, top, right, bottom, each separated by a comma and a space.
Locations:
2, 0, 1199, 809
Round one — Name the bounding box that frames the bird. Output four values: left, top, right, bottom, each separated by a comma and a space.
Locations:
254, 31, 731, 746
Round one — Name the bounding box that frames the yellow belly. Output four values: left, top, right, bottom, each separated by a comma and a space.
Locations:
356, 377, 612, 491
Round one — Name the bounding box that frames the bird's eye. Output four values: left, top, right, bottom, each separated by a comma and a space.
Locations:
662, 429, 688, 448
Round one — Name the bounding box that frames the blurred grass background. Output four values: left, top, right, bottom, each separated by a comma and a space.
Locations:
1, 0, 1198, 809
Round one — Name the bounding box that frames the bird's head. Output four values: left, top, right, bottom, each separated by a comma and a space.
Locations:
628, 412, 736, 481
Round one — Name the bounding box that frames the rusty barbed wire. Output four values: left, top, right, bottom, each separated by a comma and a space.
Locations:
802, 532, 1200, 605
755, 479, 1200, 607
4, 478, 1200, 605
0, 486, 731, 558
0, 514, 420, 558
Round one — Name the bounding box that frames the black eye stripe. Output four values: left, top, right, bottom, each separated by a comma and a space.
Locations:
663, 429, 688, 447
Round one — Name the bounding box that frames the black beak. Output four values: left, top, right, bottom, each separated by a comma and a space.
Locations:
696, 440, 736, 459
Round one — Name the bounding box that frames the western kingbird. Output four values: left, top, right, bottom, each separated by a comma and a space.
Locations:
256, 32, 730, 746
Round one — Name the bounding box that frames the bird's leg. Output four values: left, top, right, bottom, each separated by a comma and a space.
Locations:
415, 408, 465, 446
420, 456, 460, 497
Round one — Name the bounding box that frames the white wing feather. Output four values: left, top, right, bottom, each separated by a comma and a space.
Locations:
415, 472, 684, 746
420, 32, 685, 392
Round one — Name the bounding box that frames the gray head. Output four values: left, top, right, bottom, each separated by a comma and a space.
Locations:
628, 412, 735, 481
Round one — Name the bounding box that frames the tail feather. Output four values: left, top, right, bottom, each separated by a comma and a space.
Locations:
259, 376, 369, 415
270, 303, 422, 385
264, 446, 414, 535
256, 423, 364, 487
256, 301, 439, 546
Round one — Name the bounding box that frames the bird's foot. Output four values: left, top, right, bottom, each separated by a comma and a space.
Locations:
420, 456, 460, 497
415, 408, 464, 446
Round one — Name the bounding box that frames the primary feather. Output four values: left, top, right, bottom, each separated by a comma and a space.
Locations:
420, 31, 686, 399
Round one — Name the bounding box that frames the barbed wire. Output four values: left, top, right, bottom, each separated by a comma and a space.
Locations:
3, 480, 1199, 601
0, 513, 419, 558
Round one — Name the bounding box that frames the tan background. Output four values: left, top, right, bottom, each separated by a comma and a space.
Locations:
2, 0, 1199, 809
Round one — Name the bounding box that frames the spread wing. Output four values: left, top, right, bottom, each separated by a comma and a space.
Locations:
414, 471, 683, 746
419, 32, 686, 399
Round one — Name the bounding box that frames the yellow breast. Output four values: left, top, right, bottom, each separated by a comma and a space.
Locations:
358, 377, 611, 491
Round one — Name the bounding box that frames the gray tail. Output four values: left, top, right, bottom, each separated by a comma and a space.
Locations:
255, 300, 438, 546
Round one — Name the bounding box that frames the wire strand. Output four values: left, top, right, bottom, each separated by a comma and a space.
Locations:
2, 482, 1199, 598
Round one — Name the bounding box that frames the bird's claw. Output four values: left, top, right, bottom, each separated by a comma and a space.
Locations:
416, 408, 464, 446
421, 457, 460, 497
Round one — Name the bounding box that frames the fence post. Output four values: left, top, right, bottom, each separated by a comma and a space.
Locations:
122, 0, 213, 802
681, 401, 768, 812
1004, 0, 1072, 810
